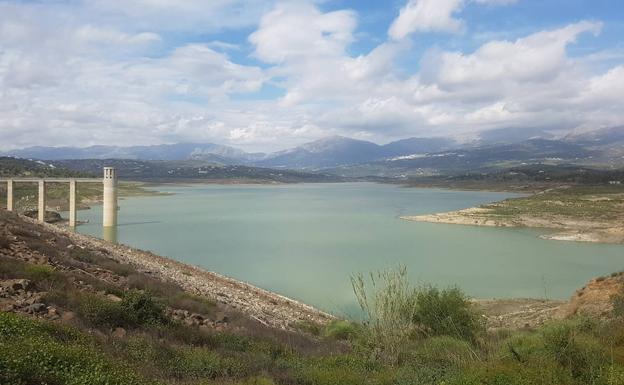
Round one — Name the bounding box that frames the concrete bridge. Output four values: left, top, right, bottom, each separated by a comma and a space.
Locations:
1, 167, 118, 228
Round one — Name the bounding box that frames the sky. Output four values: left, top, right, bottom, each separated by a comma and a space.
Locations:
0, 0, 623, 152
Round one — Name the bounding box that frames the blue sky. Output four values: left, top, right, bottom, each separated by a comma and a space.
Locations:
0, 0, 623, 151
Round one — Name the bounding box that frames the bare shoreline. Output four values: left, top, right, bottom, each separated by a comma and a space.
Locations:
401, 207, 624, 245
26, 217, 335, 330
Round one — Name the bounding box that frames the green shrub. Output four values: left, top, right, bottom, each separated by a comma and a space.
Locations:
165, 346, 249, 379
351, 266, 418, 364
24, 264, 66, 291
413, 286, 484, 341
292, 320, 322, 336
76, 290, 168, 329
351, 267, 483, 364
446, 360, 574, 385
69, 248, 98, 263
0, 312, 150, 385
77, 293, 128, 328
168, 292, 216, 315
323, 320, 362, 341
541, 320, 606, 380
120, 290, 168, 327
411, 336, 478, 367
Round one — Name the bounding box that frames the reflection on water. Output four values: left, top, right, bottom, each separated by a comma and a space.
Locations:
103, 226, 118, 243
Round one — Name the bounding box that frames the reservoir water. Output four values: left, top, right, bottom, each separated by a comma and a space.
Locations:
73, 183, 624, 315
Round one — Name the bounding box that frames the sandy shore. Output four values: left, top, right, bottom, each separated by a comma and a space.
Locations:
27, 218, 334, 330
401, 208, 624, 244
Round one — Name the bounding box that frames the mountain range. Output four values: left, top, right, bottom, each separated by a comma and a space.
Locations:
2, 135, 456, 169
2, 126, 622, 176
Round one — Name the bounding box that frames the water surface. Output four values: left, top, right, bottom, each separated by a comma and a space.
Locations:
73, 183, 624, 315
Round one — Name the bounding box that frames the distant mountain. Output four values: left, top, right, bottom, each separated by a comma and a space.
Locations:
381, 137, 455, 157
565, 126, 624, 146
52, 159, 345, 183
3, 127, 621, 174
1, 143, 260, 163
256, 135, 455, 169
324, 139, 596, 178
3, 136, 456, 170
477, 127, 557, 144
564, 126, 624, 163
256, 136, 385, 169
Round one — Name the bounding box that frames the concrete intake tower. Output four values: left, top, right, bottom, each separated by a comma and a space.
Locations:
102, 167, 118, 227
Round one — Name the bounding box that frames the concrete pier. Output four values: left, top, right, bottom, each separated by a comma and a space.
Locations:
6, 180, 13, 211
1, 169, 118, 229
69, 179, 77, 227
38, 180, 46, 222
102, 167, 118, 227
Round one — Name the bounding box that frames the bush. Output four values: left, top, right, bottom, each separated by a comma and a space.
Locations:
411, 336, 478, 367
413, 286, 484, 342
168, 292, 216, 315
74, 290, 168, 328
70, 247, 98, 263
120, 290, 168, 327
351, 266, 418, 364
0, 312, 149, 385
292, 320, 322, 336
77, 293, 128, 328
352, 266, 483, 364
323, 320, 361, 341
24, 264, 67, 291
541, 320, 606, 380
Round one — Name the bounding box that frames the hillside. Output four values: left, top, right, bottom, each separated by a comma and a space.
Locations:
0, 157, 93, 178
2, 210, 624, 384
51, 159, 345, 183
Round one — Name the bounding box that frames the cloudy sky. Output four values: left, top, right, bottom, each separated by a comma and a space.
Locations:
1, 0, 623, 152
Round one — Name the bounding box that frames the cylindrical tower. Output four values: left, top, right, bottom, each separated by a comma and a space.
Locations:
102, 167, 118, 227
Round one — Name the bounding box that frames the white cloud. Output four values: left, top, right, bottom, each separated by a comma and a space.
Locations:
419, 21, 602, 90
473, 0, 518, 5
389, 0, 464, 40
250, 2, 357, 64
388, 0, 521, 40
0, 0, 623, 152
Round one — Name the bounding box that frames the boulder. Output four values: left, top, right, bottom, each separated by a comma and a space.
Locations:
61, 311, 76, 321
106, 294, 123, 303
111, 327, 127, 338
26, 303, 47, 314
1, 279, 33, 292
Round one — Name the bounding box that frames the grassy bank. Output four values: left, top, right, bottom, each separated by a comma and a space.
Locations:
484, 184, 624, 221
403, 184, 624, 244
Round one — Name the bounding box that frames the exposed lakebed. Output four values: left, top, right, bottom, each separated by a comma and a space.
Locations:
72, 183, 624, 315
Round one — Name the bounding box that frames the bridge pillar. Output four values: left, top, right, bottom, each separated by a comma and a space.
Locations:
6, 179, 13, 211
69, 179, 77, 227
102, 167, 118, 227
38, 180, 46, 223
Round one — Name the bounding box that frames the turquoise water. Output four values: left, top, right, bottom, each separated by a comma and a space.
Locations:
73, 183, 624, 315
